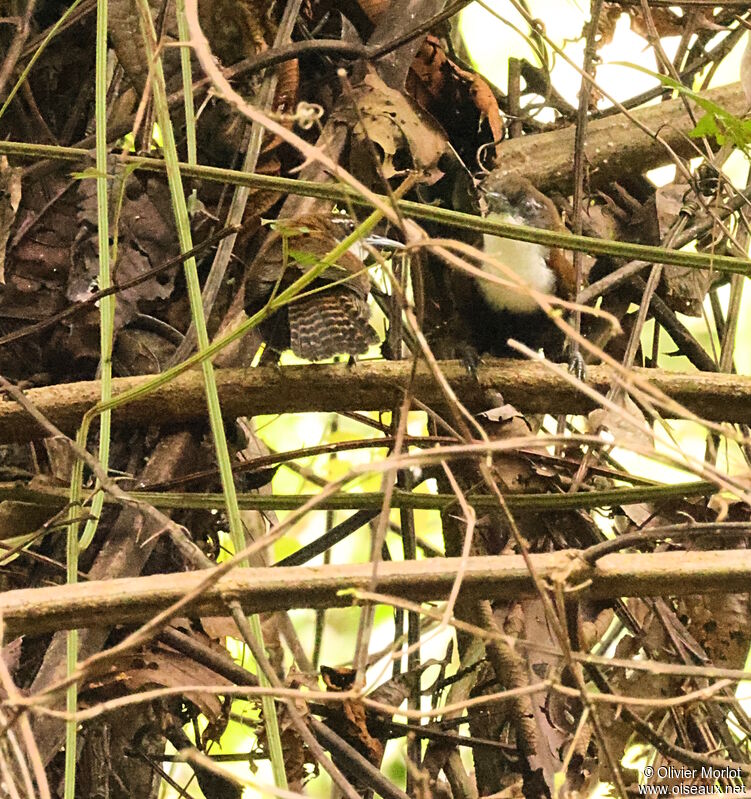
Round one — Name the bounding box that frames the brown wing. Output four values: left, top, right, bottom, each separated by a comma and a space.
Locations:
288, 287, 378, 361
246, 214, 377, 360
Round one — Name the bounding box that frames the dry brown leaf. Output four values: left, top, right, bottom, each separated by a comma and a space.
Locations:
0, 501, 56, 541
628, 8, 685, 38
122, 644, 233, 726
677, 592, 751, 670
597, 5, 625, 48
281, 724, 308, 792
1, 169, 75, 348
198, 0, 272, 64
470, 73, 504, 144
1, 637, 22, 676
112, 326, 178, 376
201, 616, 238, 640
407, 35, 503, 167
321, 665, 385, 766
72, 176, 177, 316
43, 438, 76, 485
578, 601, 615, 651
356, 0, 391, 24
334, 69, 450, 185
0, 157, 22, 285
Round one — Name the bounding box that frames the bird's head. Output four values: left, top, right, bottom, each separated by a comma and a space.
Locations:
479, 173, 562, 232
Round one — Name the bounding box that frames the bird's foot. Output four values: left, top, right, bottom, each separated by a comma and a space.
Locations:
566, 347, 586, 382
456, 344, 482, 381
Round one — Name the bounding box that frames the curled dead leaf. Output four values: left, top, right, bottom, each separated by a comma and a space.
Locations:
407, 35, 503, 168
333, 70, 450, 185
321, 665, 385, 767
120, 644, 233, 730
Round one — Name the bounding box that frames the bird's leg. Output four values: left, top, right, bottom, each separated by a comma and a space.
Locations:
565, 339, 586, 382
456, 342, 482, 381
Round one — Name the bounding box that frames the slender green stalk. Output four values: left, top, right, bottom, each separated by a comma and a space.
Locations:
115, 480, 720, 513
175, 0, 197, 205
1, 139, 750, 274
64, 0, 111, 793
79, 173, 132, 552
63, 566, 78, 794
0, 479, 719, 514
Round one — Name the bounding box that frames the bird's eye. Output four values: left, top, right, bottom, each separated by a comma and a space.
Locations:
481, 189, 504, 201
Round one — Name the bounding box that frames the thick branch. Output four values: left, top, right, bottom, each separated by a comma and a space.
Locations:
1, 361, 750, 442
495, 82, 747, 193
3, 550, 750, 637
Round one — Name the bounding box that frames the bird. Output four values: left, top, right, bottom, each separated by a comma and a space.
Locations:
454, 173, 576, 361
243, 214, 378, 362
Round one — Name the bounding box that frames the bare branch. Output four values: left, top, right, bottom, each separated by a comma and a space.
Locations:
3, 549, 751, 637
2, 361, 751, 443
494, 82, 747, 193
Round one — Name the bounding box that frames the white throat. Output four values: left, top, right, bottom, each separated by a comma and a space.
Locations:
479, 212, 555, 314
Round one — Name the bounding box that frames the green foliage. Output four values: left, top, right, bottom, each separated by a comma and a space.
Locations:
618, 62, 751, 151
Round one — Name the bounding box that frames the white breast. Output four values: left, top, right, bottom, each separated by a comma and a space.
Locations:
479, 213, 556, 314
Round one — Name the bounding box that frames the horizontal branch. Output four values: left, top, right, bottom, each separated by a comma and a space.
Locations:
1, 360, 750, 442
103, 481, 720, 512
0, 480, 716, 513
2, 549, 749, 637
495, 82, 747, 193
